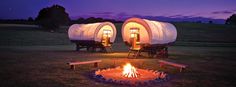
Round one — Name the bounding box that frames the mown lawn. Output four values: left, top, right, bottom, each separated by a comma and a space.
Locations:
0, 23, 236, 87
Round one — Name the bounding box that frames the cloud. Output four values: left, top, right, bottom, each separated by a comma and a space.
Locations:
115, 12, 132, 20
168, 14, 198, 18
91, 12, 114, 15
211, 9, 236, 14
116, 12, 130, 17
88, 12, 115, 19
168, 14, 183, 18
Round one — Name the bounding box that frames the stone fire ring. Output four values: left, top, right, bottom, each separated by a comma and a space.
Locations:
93, 67, 168, 85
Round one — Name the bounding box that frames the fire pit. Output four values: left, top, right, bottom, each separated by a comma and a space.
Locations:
94, 63, 167, 85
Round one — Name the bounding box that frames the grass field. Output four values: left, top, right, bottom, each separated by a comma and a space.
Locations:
0, 23, 236, 87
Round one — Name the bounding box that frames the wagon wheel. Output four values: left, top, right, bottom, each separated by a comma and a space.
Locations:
157, 47, 168, 58
163, 47, 168, 58
100, 47, 106, 52
155, 48, 162, 58
86, 47, 90, 51
76, 44, 81, 51
151, 49, 157, 58
88, 47, 96, 52
147, 49, 155, 58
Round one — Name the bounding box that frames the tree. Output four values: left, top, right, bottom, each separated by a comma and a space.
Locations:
208, 20, 213, 24
77, 18, 85, 23
28, 17, 34, 21
196, 20, 202, 23
86, 17, 97, 23
225, 14, 236, 25
35, 5, 70, 30
71, 17, 123, 24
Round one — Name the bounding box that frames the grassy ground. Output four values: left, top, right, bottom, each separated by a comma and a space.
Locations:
0, 23, 236, 87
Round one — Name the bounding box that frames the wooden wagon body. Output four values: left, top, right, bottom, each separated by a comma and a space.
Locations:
71, 40, 113, 52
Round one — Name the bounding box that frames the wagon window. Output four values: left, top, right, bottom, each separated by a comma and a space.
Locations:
103, 30, 111, 37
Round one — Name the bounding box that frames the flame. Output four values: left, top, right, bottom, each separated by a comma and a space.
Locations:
122, 63, 139, 78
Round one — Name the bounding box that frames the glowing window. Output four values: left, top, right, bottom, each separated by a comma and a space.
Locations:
103, 30, 111, 37
130, 28, 139, 38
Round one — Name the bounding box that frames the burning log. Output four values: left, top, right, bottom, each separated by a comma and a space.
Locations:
122, 63, 139, 78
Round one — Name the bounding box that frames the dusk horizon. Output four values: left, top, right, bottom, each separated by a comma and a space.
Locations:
1, 0, 236, 23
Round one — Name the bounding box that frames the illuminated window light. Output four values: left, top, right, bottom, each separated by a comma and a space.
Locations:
130, 28, 139, 33
130, 34, 135, 38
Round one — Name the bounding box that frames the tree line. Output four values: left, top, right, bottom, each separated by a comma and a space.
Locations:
0, 4, 236, 31
71, 17, 123, 24
0, 5, 122, 31
226, 14, 236, 25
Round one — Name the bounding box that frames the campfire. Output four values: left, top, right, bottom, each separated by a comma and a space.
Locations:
122, 63, 139, 78
94, 63, 167, 85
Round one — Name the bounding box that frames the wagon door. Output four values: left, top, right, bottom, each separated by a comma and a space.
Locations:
129, 28, 141, 49
102, 29, 111, 46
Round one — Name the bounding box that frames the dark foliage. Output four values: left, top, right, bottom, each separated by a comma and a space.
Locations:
0, 19, 35, 25
28, 17, 34, 21
70, 17, 123, 24
208, 20, 213, 24
35, 5, 70, 30
196, 21, 202, 23
225, 14, 236, 25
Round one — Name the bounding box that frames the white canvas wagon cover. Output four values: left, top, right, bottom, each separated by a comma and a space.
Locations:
68, 22, 117, 43
122, 18, 177, 45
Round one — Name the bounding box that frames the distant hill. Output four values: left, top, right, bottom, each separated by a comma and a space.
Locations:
133, 15, 225, 24
72, 15, 225, 24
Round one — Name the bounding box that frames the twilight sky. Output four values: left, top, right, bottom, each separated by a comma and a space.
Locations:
0, 0, 236, 20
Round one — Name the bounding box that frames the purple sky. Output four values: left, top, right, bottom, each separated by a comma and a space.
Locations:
0, 0, 236, 20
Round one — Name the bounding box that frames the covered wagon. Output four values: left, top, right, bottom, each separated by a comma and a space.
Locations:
122, 18, 177, 58
68, 22, 117, 52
